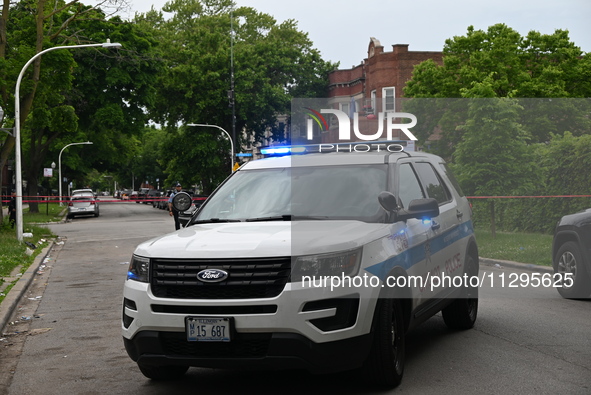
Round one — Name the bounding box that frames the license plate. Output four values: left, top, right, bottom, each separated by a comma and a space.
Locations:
186, 317, 231, 342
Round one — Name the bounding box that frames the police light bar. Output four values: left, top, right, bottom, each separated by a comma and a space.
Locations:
260, 146, 307, 155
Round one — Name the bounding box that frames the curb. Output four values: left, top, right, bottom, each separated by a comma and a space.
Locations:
479, 257, 553, 273
0, 242, 54, 333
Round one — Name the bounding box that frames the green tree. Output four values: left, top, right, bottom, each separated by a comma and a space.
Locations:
452, 84, 536, 237
479, 130, 591, 234
404, 23, 591, 156
159, 125, 233, 194
131, 126, 167, 190
137, 0, 335, 189
0, 0, 141, 213
406, 24, 589, 99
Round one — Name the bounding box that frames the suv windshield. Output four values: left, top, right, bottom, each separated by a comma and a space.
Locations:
195, 164, 388, 223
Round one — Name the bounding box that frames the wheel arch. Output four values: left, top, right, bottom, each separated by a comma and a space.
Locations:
552, 231, 581, 262
466, 236, 479, 274
374, 266, 413, 334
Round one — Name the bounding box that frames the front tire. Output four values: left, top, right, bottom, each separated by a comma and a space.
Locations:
555, 241, 591, 299
137, 363, 189, 380
364, 298, 405, 388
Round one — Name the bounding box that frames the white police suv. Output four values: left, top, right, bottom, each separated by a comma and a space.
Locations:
122, 143, 479, 388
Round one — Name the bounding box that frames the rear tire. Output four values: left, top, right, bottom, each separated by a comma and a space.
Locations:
364, 298, 405, 388
137, 363, 189, 380
442, 254, 478, 330
442, 297, 478, 330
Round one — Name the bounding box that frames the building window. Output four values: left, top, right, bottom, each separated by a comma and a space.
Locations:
382, 87, 395, 112
371, 90, 376, 113
340, 102, 350, 116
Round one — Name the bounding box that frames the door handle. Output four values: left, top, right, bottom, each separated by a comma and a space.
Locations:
431, 220, 440, 231
456, 210, 463, 219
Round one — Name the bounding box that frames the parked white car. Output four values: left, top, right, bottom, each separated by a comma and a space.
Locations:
67, 192, 99, 219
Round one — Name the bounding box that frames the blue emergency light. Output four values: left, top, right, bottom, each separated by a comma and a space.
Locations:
260, 146, 307, 156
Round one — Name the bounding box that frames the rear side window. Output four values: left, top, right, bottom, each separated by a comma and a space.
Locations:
413, 162, 451, 205
439, 163, 465, 197
397, 163, 425, 208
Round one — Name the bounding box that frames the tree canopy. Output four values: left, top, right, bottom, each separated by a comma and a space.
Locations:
135, 0, 336, 191
1, 0, 335, 206
405, 23, 590, 100
403, 24, 591, 235
404, 24, 591, 152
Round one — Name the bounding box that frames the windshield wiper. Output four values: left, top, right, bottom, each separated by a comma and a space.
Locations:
193, 218, 242, 224
245, 215, 331, 222
293, 215, 331, 220
246, 215, 292, 222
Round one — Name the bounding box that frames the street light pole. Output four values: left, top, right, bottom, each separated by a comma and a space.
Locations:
102, 175, 114, 195
58, 142, 93, 206
13, 40, 121, 242
187, 124, 234, 173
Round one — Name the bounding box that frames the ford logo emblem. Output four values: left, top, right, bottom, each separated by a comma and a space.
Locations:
197, 269, 229, 283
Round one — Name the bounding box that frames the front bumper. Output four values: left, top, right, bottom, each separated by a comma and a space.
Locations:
122, 279, 378, 343
122, 278, 380, 371
123, 330, 373, 373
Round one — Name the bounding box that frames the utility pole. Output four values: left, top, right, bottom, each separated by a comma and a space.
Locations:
229, 9, 236, 159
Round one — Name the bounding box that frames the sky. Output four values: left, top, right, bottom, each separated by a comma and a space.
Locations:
125, 0, 591, 69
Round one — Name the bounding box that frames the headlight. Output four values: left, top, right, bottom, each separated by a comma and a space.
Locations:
291, 248, 362, 282
127, 255, 150, 282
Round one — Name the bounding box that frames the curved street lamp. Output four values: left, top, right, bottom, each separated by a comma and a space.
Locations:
13, 40, 121, 241
187, 123, 234, 173
58, 142, 93, 206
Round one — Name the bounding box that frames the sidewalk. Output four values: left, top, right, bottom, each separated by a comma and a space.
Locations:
0, 242, 55, 332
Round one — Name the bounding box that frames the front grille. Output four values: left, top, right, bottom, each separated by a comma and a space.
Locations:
160, 332, 271, 357
151, 257, 291, 299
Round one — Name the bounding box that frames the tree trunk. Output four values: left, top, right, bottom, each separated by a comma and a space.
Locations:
26, 131, 48, 213
27, 175, 40, 213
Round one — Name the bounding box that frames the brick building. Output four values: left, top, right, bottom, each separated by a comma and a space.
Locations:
323, 38, 442, 143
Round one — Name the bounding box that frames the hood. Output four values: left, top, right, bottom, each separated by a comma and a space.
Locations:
134, 221, 390, 259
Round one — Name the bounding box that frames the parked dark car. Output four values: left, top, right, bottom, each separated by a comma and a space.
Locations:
146, 189, 162, 206
552, 208, 591, 299
137, 188, 151, 203
157, 190, 173, 210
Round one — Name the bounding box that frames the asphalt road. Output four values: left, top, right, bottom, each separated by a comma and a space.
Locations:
1, 200, 590, 394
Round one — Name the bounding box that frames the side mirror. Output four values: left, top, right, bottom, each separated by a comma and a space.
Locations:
378, 191, 399, 212
172, 191, 193, 212
396, 198, 440, 222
